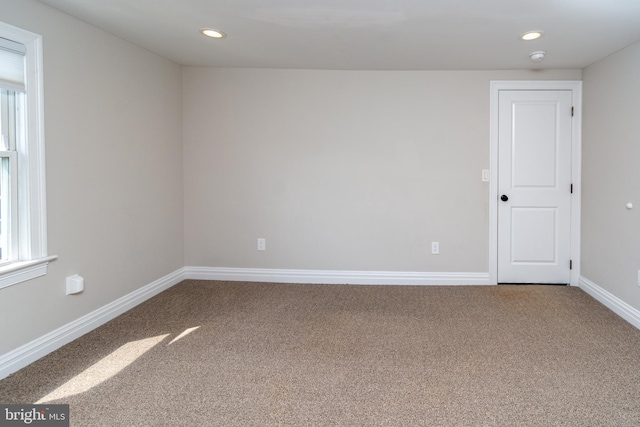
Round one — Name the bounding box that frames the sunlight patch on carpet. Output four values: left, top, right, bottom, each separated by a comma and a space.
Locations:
35, 334, 169, 403
168, 326, 201, 345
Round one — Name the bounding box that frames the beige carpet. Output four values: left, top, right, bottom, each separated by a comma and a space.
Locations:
2, 281, 640, 426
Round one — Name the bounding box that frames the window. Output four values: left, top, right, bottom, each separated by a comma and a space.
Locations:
0, 87, 20, 263
0, 21, 55, 290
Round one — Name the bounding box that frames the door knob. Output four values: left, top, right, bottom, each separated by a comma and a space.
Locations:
501, 195, 509, 202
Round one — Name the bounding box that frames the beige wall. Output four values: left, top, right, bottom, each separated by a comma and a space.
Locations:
183, 68, 581, 272
582, 40, 640, 311
0, 0, 184, 354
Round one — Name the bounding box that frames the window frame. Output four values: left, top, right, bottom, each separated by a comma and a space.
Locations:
0, 21, 56, 290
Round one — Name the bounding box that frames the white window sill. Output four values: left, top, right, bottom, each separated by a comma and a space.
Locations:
0, 255, 58, 290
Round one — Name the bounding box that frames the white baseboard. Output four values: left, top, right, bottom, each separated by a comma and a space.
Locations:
579, 276, 640, 331
184, 266, 491, 286
0, 267, 186, 380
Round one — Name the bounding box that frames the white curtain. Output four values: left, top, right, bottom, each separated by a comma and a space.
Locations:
0, 37, 26, 92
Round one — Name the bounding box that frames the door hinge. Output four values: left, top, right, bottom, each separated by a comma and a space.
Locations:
571, 106, 574, 117
570, 260, 573, 270
571, 183, 573, 194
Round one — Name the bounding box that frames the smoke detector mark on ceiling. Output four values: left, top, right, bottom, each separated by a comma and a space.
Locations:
530, 51, 546, 62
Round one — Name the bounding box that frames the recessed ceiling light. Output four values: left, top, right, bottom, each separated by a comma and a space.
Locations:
521, 31, 543, 41
200, 28, 226, 39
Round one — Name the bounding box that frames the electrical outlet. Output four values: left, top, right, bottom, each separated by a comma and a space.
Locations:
431, 242, 440, 255
257, 238, 266, 251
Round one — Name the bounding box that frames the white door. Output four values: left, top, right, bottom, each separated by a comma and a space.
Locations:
498, 90, 573, 284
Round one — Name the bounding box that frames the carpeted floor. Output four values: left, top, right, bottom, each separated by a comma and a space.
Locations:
2, 280, 640, 426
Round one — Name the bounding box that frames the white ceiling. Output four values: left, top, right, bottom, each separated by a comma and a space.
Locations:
37, 0, 640, 70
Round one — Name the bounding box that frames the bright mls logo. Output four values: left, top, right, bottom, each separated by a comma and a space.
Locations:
0, 405, 69, 426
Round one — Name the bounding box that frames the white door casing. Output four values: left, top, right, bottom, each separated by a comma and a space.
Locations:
489, 81, 582, 286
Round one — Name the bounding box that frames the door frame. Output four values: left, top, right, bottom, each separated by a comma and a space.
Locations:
489, 81, 582, 286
